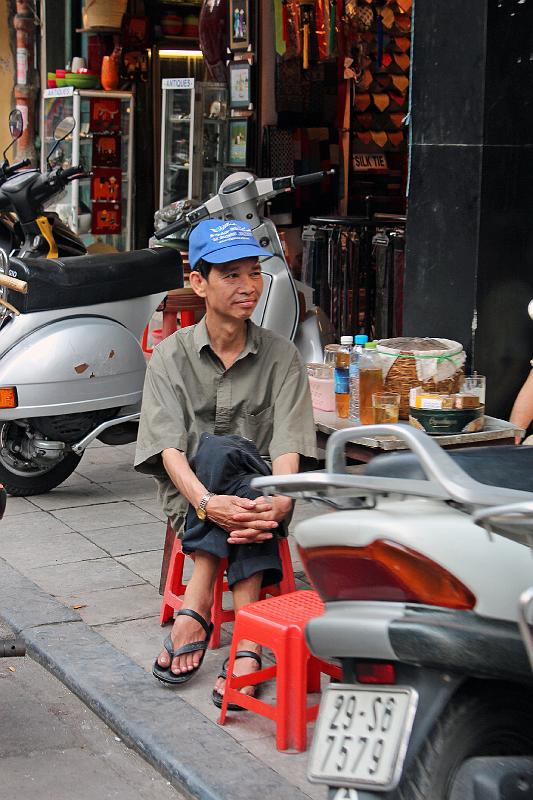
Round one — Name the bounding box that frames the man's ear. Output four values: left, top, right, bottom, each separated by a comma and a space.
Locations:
189, 270, 207, 298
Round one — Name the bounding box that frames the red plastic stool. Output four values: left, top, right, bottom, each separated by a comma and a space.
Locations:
218, 590, 342, 752
159, 521, 297, 649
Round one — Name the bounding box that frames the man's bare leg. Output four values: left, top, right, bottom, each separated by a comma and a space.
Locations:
157, 551, 220, 675
214, 571, 263, 698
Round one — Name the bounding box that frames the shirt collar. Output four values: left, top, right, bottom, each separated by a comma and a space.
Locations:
193, 316, 260, 358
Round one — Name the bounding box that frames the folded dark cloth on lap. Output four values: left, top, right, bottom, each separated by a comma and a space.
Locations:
183, 433, 283, 587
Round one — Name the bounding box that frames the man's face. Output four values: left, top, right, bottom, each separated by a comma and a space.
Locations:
191, 257, 263, 320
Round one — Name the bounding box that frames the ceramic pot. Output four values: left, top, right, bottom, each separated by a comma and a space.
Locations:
101, 56, 119, 91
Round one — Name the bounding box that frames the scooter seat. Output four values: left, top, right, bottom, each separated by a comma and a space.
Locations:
6, 247, 182, 313
364, 445, 533, 494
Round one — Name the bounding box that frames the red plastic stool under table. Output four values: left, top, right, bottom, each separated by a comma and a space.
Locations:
159, 521, 297, 649
218, 590, 342, 751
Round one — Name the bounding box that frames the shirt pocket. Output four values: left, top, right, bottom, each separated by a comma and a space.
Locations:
240, 404, 274, 453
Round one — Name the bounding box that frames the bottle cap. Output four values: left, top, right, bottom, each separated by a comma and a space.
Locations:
354, 334, 369, 345
340, 335, 353, 345
365, 341, 378, 349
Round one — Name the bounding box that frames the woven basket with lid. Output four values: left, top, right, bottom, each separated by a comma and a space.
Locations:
83, 0, 127, 29
377, 337, 466, 419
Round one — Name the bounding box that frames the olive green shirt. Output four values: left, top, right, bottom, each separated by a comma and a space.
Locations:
134, 317, 317, 531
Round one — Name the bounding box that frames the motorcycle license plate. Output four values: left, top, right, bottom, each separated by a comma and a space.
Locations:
308, 684, 418, 791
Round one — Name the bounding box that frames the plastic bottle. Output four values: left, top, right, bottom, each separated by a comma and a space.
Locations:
335, 336, 353, 418
359, 341, 384, 424
349, 334, 369, 420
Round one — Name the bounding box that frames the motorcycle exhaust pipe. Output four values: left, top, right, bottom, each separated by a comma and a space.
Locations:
0, 637, 25, 658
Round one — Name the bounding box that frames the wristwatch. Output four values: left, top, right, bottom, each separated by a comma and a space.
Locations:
196, 492, 215, 521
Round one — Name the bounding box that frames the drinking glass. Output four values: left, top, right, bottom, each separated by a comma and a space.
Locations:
372, 392, 401, 424
461, 374, 486, 405
323, 343, 341, 367
307, 363, 335, 412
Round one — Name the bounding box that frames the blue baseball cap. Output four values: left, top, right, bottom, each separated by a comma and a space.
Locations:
188, 219, 269, 270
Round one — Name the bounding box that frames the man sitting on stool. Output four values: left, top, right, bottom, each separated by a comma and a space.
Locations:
134, 219, 316, 706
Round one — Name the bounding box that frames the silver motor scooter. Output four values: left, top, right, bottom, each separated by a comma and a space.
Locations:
0, 168, 333, 496
153, 169, 335, 363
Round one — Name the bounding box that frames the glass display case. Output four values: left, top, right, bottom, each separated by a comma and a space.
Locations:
159, 79, 228, 208
41, 88, 134, 251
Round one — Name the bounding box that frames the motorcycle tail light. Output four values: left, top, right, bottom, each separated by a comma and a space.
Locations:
298, 540, 476, 610
355, 662, 396, 684
0, 387, 17, 408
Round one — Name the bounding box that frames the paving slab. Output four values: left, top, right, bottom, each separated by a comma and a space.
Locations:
29, 483, 117, 511
0, 557, 80, 629
75, 463, 148, 484
61, 471, 97, 488
60, 583, 163, 626
116, 550, 167, 587
0, 509, 72, 538
246, 732, 327, 800
82, 445, 136, 466
83, 521, 165, 556
0, 527, 107, 570
131, 497, 168, 521
26, 557, 145, 596
101, 477, 158, 501
51, 500, 157, 532
3, 496, 39, 516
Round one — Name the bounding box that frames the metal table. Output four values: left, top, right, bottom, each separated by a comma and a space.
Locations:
314, 411, 523, 463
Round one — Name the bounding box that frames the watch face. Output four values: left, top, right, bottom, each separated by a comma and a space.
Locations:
196, 506, 207, 521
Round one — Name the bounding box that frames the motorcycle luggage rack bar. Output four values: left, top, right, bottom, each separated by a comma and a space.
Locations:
253, 424, 533, 508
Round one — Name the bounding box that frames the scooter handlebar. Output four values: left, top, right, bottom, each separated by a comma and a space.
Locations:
154, 204, 210, 240
5, 158, 31, 176
293, 169, 335, 187
271, 169, 335, 192
154, 217, 189, 240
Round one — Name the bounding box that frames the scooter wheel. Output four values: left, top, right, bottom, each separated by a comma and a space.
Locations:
396, 685, 533, 800
0, 452, 82, 496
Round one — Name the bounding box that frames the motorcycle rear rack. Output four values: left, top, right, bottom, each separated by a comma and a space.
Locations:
252, 423, 533, 509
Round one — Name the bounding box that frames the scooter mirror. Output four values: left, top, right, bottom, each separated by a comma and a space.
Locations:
8, 109, 23, 141
528, 299, 533, 321
47, 116, 76, 168
53, 116, 76, 141
2, 109, 24, 163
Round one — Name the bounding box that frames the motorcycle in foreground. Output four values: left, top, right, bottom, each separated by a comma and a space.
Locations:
252, 425, 533, 800
0, 110, 333, 494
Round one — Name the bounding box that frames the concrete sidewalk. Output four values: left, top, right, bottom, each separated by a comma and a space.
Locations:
0, 440, 327, 800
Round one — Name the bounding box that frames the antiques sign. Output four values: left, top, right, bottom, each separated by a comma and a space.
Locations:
353, 153, 388, 171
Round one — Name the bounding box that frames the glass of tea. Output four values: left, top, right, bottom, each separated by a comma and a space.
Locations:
372, 392, 401, 424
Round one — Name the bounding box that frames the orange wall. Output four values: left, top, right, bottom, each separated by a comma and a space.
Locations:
0, 0, 14, 155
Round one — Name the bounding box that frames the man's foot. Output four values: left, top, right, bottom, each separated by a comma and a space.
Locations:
157, 604, 212, 676
213, 640, 262, 706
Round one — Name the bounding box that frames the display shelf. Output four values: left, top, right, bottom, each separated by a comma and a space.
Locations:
76, 26, 120, 33
41, 88, 134, 251
156, 37, 200, 47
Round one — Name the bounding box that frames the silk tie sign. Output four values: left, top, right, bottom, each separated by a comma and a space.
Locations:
353, 153, 388, 170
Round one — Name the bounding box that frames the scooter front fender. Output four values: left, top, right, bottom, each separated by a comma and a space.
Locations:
0, 316, 146, 419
